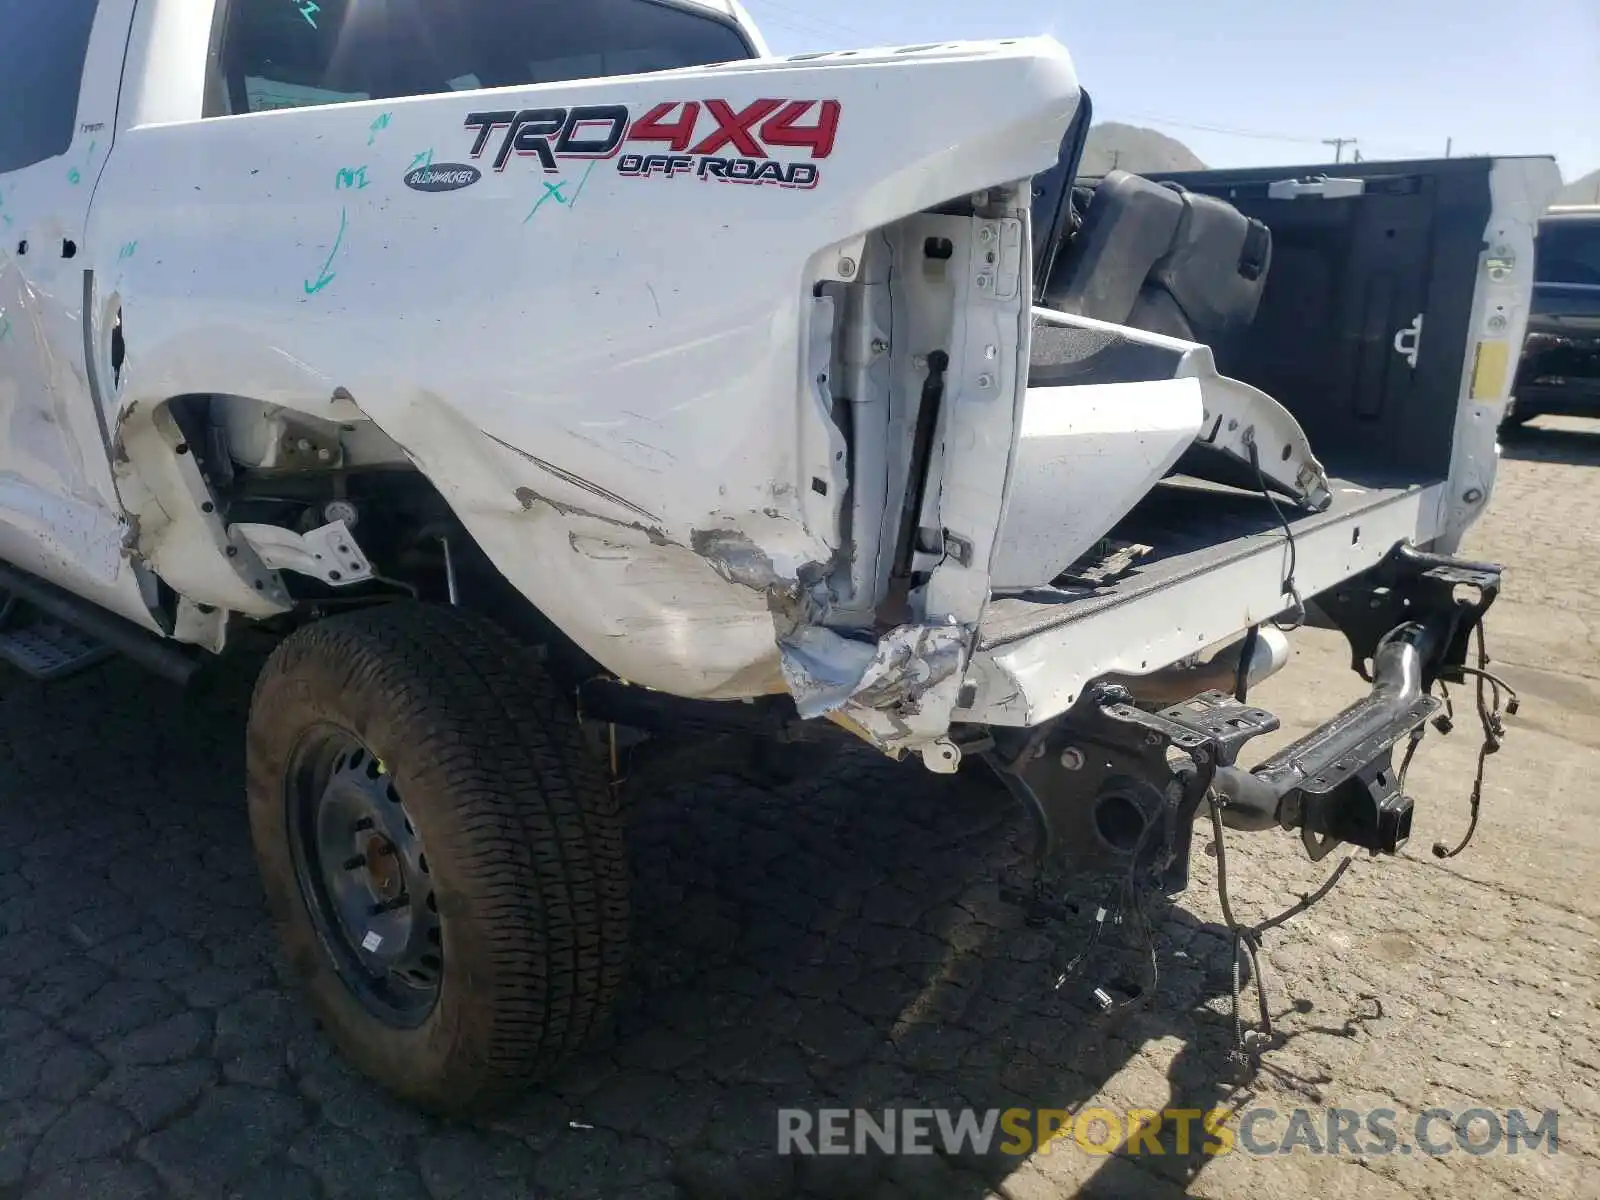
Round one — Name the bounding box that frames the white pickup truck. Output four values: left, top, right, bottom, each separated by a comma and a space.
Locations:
0, 0, 1559, 1111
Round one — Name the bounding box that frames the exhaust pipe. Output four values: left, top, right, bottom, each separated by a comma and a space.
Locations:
1104, 626, 1292, 706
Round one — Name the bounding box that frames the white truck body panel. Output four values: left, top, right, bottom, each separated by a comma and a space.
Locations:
989, 377, 1203, 591
0, 2, 1555, 762
93, 23, 1080, 745
1435, 156, 1559, 549
0, 0, 157, 629
965, 480, 1452, 726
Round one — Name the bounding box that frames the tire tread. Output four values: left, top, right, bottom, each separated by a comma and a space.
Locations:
246, 602, 629, 1112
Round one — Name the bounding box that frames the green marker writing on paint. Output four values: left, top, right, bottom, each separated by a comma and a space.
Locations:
304, 207, 347, 295
523, 161, 597, 224
67, 140, 97, 185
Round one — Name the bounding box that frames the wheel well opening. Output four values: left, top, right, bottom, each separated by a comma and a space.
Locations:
164, 394, 604, 691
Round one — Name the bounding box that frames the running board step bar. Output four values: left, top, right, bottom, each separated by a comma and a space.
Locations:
0, 564, 201, 686
0, 605, 112, 681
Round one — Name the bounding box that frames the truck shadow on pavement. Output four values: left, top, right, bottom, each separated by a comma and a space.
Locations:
1499, 421, 1600, 467
0, 658, 1381, 1199
574, 749, 1376, 1200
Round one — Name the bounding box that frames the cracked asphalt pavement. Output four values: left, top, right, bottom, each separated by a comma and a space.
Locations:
2, 418, 1598, 1199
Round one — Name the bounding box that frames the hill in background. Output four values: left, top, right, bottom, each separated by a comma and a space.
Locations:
1080, 122, 1206, 176
1556, 169, 1600, 206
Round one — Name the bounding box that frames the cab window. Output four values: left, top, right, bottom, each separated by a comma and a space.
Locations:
0, 0, 100, 172
208, 0, 755, 117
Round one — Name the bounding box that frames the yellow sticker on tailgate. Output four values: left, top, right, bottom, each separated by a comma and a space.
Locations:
1470, 339, 1511, 401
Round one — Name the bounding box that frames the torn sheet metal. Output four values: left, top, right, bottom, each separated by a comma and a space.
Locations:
1184, 367, 1334, 511
1029, 307, 1332, 513
989, 375, 1203, 591
778, 626, 878, 718
779, 623, 969, 753
114, 402, 291, 617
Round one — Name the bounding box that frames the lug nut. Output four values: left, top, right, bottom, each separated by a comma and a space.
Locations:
342, 855, 366, 871
352, 817, 374, 831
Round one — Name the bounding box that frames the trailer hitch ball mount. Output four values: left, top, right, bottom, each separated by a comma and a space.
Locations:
993, 661, 1431, 885
989, 544, 1503, 880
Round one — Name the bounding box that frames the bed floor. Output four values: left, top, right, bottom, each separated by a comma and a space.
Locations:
978, 465, 1436, 651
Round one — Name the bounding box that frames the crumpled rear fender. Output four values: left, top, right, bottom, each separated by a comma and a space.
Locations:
95, 38, 1089, 756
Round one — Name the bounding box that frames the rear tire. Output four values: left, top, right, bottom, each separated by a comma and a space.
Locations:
246, 602, 629, 1114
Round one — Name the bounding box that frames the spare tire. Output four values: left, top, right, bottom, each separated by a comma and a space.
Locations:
246, 602, 629, 1113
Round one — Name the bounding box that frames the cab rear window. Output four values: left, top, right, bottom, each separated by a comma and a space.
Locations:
208, 0, 754, 117
0, 0, 99, 172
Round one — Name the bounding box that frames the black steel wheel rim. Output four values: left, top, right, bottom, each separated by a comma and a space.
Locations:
286, 727, 442, 1027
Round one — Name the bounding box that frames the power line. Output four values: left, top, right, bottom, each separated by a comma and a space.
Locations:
736, 20, 1453, 163
751, 0, 869, 35
741, 14, 833, 45
1110, 111, 1330, 144
742, 12, 848, 47
739, 0, 867, 43
1108, 111, 1439, 160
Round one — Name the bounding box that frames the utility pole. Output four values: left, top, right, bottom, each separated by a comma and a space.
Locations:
1322, 136, 1358, 163
1445, 137, 1453, 158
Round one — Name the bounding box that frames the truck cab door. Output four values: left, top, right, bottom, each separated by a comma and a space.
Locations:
0, 0, 156, 629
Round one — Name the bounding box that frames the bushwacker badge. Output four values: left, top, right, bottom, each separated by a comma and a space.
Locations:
403, 163, 482, 192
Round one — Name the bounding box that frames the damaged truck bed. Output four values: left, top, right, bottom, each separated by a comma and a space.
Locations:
0, 0, 1561, 1113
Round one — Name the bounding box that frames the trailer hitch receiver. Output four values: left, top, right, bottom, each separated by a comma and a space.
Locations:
989, 544, 1504, 882
1214, 617, 1446, 859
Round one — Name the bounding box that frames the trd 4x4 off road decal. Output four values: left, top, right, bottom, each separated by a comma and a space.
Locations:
463, 100, 840, 190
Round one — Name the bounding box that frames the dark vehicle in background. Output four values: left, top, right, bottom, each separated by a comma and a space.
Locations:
1506, 206, 1600, 426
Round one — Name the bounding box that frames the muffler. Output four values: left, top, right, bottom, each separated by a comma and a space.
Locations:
1103, 626, 1292, 706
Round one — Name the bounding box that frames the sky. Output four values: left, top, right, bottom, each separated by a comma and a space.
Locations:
736, 0, 1600, 183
